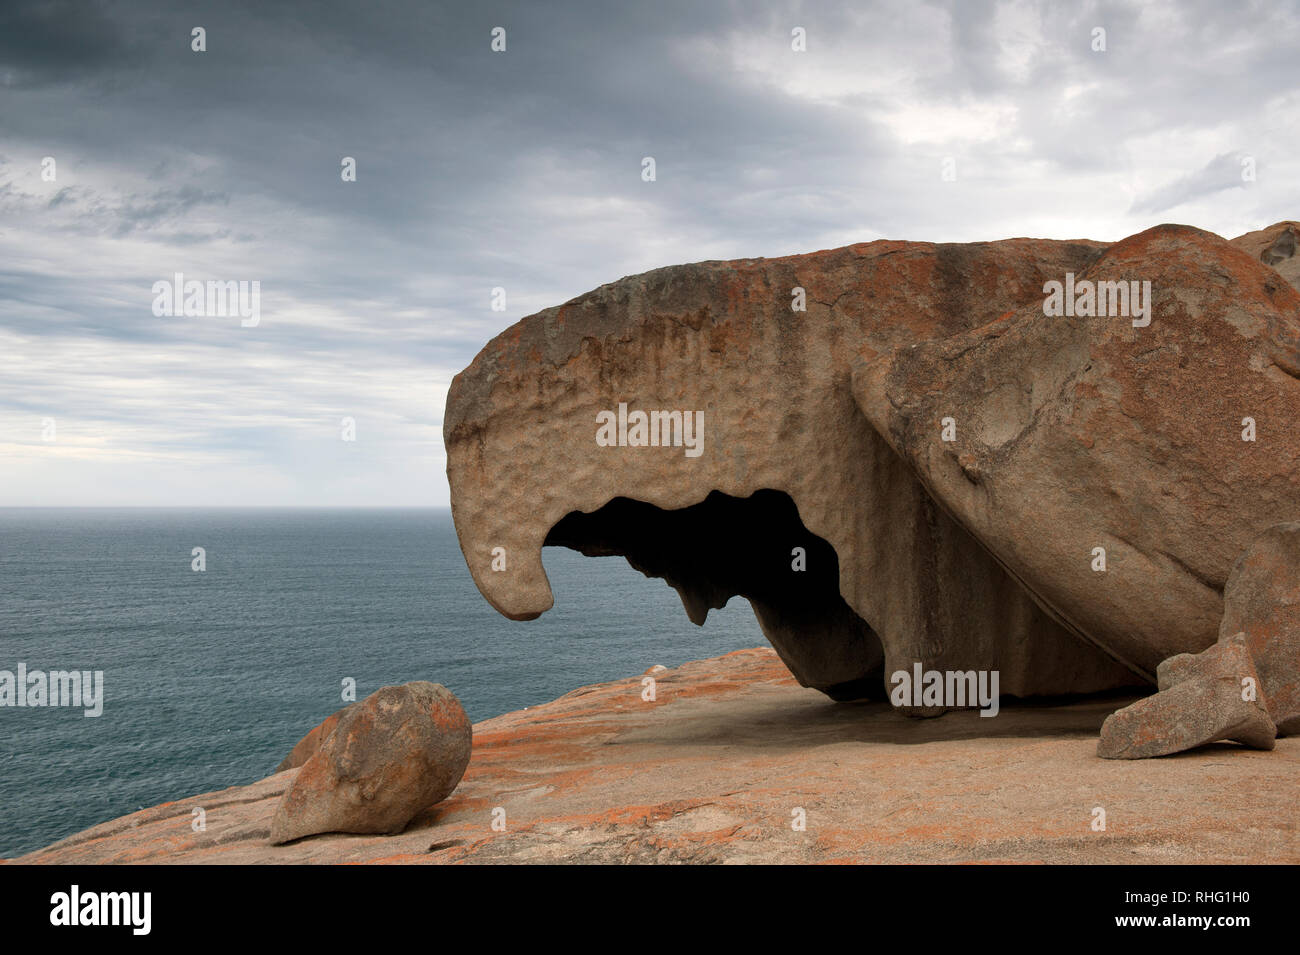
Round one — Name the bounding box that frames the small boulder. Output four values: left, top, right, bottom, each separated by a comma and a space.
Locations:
1219, 522, 1300, 734
1098, 634, 1276, 759
270, 682, 472, 844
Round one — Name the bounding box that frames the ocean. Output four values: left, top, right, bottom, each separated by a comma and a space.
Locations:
0, 508, 764, 857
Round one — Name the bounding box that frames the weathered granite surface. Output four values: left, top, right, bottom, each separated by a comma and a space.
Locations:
445, 220, 1300, 755
444, 236, 1141, 703
857, 224, 1300, 679
13, 649, 1298, 864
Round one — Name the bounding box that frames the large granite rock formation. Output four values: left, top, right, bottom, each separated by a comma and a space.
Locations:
445, 237, 1139, 705
856, 224, 1300, 678
445, 220, 1300, 755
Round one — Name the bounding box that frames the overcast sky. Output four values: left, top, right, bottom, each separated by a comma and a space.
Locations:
1, 0, 1296, 506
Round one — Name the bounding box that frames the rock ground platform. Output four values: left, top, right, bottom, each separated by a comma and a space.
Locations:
11, 648, 1297, 865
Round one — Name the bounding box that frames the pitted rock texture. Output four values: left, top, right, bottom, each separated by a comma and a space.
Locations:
445, 220, 1300, 752
269, 682, 471, 844
445, 237, 1139, 703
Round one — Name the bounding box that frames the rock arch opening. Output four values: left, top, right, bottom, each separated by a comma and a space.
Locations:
543, 489, 886, 701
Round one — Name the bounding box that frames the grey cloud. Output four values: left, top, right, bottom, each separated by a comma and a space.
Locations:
0, 0, 150, 89
0, 0, 1296, 505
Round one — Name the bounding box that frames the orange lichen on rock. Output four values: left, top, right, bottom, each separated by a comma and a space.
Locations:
12, 648, 1299, 864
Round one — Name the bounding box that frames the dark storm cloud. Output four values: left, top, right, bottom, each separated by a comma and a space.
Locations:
0, 0, 1296, 504
0, 0, 150, 88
